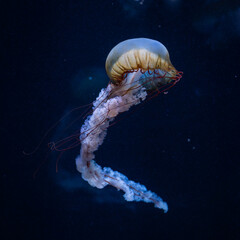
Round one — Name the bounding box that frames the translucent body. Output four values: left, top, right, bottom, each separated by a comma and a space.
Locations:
75, 38, 182, 211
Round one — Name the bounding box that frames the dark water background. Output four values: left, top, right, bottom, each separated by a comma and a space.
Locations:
2, 0, 240, 239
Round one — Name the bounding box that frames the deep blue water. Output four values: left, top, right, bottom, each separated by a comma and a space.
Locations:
2, 0, 240, 239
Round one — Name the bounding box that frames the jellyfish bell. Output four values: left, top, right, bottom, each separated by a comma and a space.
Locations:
103, 38, 181, 103
106, 38, 176, 82
73, 38, 182, 212
106, 38, 178, 87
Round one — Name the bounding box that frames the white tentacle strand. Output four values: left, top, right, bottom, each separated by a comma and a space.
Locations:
75, 71, 168, 212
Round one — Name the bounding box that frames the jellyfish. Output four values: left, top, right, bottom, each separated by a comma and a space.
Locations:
75, 38, 182, 212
